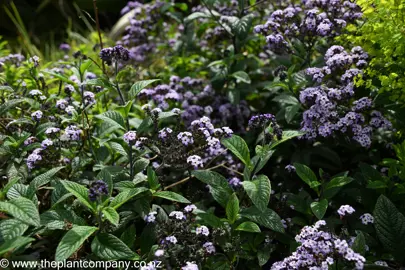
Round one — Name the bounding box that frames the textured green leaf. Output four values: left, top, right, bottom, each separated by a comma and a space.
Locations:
0, 197, 40, 226
232, 14, 254, 40
129, 79, 160, 99
0, 236, 34, 256
95, 111, 126, 130
241, 206, 284, 233
242, 175, 271, 212
236, 221, 261, 232
55, 226, 98, 261
269, 130, 305, 149
184, 12, 210, 24
110, 187, 149, 210
28, 166, 64, 197
221, 135, 251, 167
226, 193, 239, 224
102, 207, 120, 226
192, 170, 233, 207
91, 233, 134, 260
293, 163, 320, 189
61, 180, 95, 212
231, 71, 251, 84
310, 199, 328, 219
374, 195, 405, 262
352, 231, 366, 256
154, 191, 190, 203
0, 219, 29, 241
147, 167, 160, 190
197, 213, 224, 228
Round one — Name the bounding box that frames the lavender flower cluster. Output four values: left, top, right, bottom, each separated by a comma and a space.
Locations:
0, 53, 25, 69
118, 0, 166, 63
146, 204, 215, 269
138, 76, 250, 133
299, 46, 392, 147
271, 220, 366, 269
123, 112, 233, 173
88, 180, 108, 201
254, 1, 362, 54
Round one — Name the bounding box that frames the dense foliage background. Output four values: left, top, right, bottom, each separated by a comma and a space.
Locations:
1, 0, 405, 269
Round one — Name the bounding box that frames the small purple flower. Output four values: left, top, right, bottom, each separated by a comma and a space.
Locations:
181, 262, 198, 270
123, 131, 137, 145
359, 213, 374, 225
31, 110, 43, 121
45, 127, 60, 136
337, 205, 355, 217
203, 242, 216, 254
41, 139, 53, 149
228, 177, 242, 188
88, 180, 108, 201
24, 136, 36, 146
178, 132, 194, 146
83, 91, 96, 106
184, 204, 197, 213
144, 211, 158, 223
154, 249, 164, 257
187, 155, 203, 169
169, 211, 186, 220
196, 226, 209, 236
158, 128, 173, 140
165, 235, 178, 244
59, 43, 71, 52
27, 148, 42, 170
285, 164, 296, 173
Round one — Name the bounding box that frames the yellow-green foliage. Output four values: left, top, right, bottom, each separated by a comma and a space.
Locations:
341, 0, 405, 102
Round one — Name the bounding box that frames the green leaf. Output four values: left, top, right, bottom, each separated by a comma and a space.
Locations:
310, 199, 328, 219
0, 236, 35, 256
285, 104, 300, 123
230, 71, 251, 84
0, 219, 29, 241
192, 170, 233, 207
61, 180, 95, 212
184, 12, 210, 24
95, 111, 126, 130
241, 206, 284, 233
55, 226, 98, 261
221, 135, 251, 168
27, 166, 64, 197
293, 163, 320, 190
91, 233, 134, 260
269, 130, 305, 149
374, 195, 405, 262
133, 158, 149, 175
147, 167, 160, 190
226, 193, 239, 224
232, 14, 254, 40
236, 221, 261, 232
242, 175, 271, 212
197, 213, 224, 228
116, 100, 133, 119
352, 231, 366, 256
154, 191, 190, 203
120, 225, 136, 248
43, 70, 75, 84
129, 79, 160, 99
110, 187, 149, 210
325, 176, 353, 190
80, 59, 93, 74
102, 207, 120, 226
0, 197, 40, 227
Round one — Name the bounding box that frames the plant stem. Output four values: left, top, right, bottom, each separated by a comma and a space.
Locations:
115, 59, 125, 105
92, 0, 105, 73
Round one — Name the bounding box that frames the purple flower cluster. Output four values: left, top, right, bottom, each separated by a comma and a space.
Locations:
88, 180, 108, 201
61, 125, 82, 141
99, 45, 130, 65
337, 205, 355, 217
254, 1, 362, 54
137, 76, 250, 133
300, 46, 391, 147
144, 211, 158, 223
249, 114, 283, 140
0, 53, 25, 68
118, 1, 166, 63
271, 220, 365, 269
27, 148, 43, 170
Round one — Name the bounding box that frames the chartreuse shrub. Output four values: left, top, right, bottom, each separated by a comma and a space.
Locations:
1, 0, 405, 269
342, 0, 405, 105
